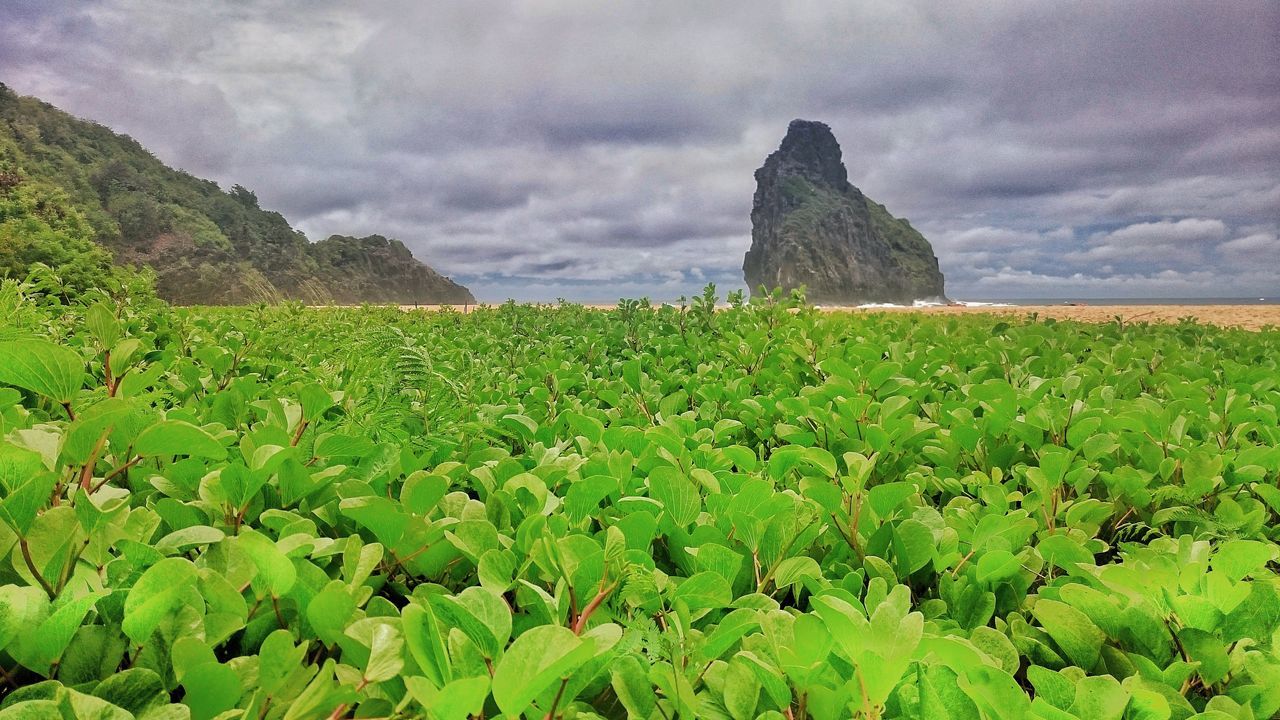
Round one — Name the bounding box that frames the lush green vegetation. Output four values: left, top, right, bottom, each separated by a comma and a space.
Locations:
0, 85, 471, 305
0, 173, 155, 302
1, 282, 1279, 720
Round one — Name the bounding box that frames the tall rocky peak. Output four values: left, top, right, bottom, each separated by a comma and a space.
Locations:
772, 119, 849, 188
744, 119, 946, 304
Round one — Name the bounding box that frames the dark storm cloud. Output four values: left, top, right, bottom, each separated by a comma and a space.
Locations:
1, 0, 1277, 301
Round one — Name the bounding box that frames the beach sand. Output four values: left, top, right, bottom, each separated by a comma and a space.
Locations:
388, 303, 1280, 330
835, 304, 1280, 331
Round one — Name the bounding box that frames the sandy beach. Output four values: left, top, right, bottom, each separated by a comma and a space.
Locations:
387, 303, 1280, 331
839, 304, 1280, 331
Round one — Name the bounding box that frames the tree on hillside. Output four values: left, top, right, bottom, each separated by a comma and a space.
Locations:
0, 174, 150, 298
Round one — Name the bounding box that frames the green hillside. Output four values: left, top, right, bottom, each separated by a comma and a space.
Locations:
0, 84, 473, 304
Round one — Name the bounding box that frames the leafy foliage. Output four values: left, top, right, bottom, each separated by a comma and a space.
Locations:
0, 174, 154, 301
1, 286, 1279, 719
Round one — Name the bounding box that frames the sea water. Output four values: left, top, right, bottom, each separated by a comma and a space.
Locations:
830, 297, 1279, 308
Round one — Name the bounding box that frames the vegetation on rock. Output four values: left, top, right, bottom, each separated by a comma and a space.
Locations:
745, 120, 946, 305
0, 84, 472, 305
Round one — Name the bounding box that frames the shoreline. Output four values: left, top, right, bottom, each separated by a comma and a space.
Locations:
365, 303, 1280, 331
830, 304, 1280, 331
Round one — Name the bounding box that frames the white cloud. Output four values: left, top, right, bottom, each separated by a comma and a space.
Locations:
1089, 218, 1227, 247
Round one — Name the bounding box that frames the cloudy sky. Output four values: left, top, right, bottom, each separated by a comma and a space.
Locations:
2, 1, 1277, 301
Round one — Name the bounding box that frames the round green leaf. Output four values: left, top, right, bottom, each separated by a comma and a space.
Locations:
1030, 599, 1105, 671
122, 558, 199, 644
0, 339, 84, 405
134, 420, 226, 459
492, 625, 595, 715
182, 661, 242, 720
232, 530, 296, 596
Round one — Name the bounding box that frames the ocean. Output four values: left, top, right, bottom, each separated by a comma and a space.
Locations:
961, 297, 1279, 306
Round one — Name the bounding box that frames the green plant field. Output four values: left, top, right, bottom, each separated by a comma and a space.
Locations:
2, 281, 1280, 720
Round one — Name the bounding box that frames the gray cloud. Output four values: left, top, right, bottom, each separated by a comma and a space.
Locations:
1, 0, 1277, 301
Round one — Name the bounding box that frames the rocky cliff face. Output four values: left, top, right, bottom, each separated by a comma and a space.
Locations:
743, 120, 945, 304
313, 234, 475, 305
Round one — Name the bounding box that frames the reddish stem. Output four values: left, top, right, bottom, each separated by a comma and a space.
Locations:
572, 580, 618, 636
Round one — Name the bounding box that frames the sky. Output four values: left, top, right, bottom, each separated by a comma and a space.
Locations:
2, 1, 1277, 302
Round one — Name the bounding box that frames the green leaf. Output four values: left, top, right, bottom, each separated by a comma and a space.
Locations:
20, 591, 105, 675
1211, 539, 1276, 581
110, 339, 143, 372
868, 482, 915, 517
181, 661, 241, 720
61, 397, 137, 465
976, 550, 1022, 584
1067, 675, 1129, 720
171, 637, 218, 683
297, 382, 336, 420
842, 451, 878, 492
491, 625, 594, 716
0, 339, 84, 405
362, 623, 404, 684
429, 588, 510, 660
916, 664, 981, 720
86, 303, 121, 348
154, 526, 225, 555
1031, 599, 1105, 670
0, 701, 65, 719
962, 665, 1033, 719
307, 582, 356, 648
405, 676, 490, 720
894, 519, 935, 574
1026, 666, 1075, 710
0, 442, 48, 493
258, 630, 306, 696
611, 655, 655, 719
91, 668, 170, 717
723, 657, 761, 720
122, 558, 199, 644
1122, 685, 1171, 720
671, 571, 732, 611
969, 627, 1020, 675
1038, 534, 1095, 573
403, 602, 451, 688
57, 626, 126, 685
134, 420, 226, 459
0, 586, 47, 655
1178, 627, 1229, 685
649, 467, 700, 527
232, 529, 296, 596
0, 460, 54, 534
773, 556, 822, 588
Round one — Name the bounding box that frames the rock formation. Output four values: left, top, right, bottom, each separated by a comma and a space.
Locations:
313, 234, 475, 305
0, 83, 475, 305
743, 119, 945, 304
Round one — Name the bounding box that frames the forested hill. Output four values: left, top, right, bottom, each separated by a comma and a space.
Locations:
0, 84, 474, 304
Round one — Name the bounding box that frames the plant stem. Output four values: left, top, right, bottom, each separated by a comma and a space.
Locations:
543, 677, 570, 720
572, 580, 618, 635
291, 418, 309, 446
326, 679, 368, 720
55, 537, 91, 595
950, 550, 976, 578
78, 431, 110, 490
20, 537, 57, 600
272, 595, 287, 629
92, 454, 142, 492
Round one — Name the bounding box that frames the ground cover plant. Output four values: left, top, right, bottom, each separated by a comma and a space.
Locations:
1, 279, 1279, 720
